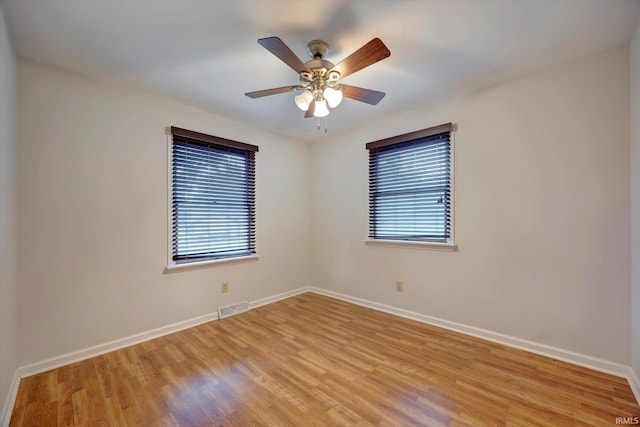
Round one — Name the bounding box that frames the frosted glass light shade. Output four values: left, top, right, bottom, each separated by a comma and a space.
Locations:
313, 99, 329, 117
324, 87, 343, 108
294, 90, 313, 111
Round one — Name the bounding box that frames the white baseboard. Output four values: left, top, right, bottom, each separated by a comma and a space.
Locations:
17, 311, 219, 379
629, 368, 640, 406
1, 370, 20, 427
15, 286, 312, 380
250, 286, 311, 309
309, 287, 635, 383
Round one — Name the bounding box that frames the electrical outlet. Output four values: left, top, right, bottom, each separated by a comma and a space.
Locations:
395, 280, 403, 292
221, 282, 229, 293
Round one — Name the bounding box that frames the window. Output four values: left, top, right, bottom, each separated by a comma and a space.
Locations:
366, 123, 453, 244
170, 127, 258, 265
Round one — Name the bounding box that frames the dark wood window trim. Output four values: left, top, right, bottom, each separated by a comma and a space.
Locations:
365, 123, 452, 151
171, 126, 259, 153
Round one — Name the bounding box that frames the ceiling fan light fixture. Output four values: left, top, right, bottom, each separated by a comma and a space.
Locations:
294, 89, 313, 111
313, 99, 329, 117
324, 86, 343, 108
246, 36, 391, 124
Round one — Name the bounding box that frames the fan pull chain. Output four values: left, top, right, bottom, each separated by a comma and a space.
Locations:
316, 118, 328, 133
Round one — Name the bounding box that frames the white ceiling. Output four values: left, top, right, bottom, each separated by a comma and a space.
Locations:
3, 0, 639, 142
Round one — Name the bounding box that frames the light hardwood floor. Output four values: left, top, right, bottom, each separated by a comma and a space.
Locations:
9, 292, 640, 426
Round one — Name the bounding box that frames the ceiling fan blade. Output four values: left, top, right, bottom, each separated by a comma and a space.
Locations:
341, 85, 386, 105
305, 100, 316, 118
245, 85, 304, 98
258, 37, 312, 75
329, 38, 390, 79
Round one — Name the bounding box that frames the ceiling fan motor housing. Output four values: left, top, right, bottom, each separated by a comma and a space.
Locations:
303, 40, 337, 87
300, 59, 339, 90
304, 58, 335, 73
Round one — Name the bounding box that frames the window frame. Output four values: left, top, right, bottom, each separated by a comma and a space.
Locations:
365, 123, 456, 251
166, 127, 259, 269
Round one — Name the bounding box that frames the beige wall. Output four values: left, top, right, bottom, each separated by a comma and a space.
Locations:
17, 60, 310, 366
310, 45, 631, 364
0, 4, 17, 417
631, 20, 640, 379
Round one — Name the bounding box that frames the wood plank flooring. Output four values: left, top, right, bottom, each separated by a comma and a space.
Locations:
9, 292, 640, 426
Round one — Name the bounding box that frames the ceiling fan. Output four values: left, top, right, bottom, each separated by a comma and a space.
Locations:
245, 36, 391, 119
